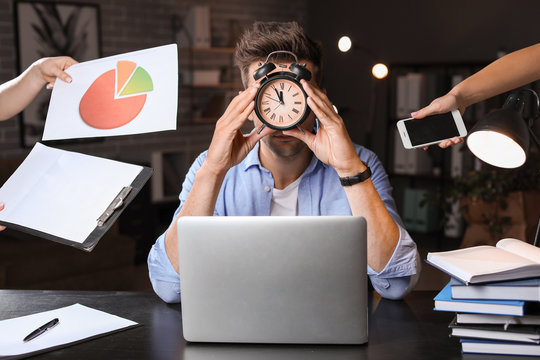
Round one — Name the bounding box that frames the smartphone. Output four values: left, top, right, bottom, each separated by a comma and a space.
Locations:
396, 110, 467, 149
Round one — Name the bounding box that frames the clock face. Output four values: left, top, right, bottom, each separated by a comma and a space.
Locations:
255, 76, 308, 130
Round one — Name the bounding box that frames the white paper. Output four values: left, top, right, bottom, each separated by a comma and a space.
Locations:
0, 143, 142, 243
43, 44, 178, 140
0, 303, 137, 357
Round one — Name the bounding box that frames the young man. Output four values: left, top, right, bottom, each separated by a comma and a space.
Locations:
148, 22, 419, 303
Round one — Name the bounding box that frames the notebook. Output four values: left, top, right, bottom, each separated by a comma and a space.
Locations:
177, 216, 368, 344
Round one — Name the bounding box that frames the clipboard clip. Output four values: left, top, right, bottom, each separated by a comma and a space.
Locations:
97, 186, 132, 227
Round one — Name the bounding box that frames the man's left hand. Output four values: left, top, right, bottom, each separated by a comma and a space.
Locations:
283, 80, 365, 176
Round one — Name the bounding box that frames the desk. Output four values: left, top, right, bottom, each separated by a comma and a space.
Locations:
0, 290, 495, 359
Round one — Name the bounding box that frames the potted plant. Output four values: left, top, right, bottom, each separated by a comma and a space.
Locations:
436, 152, 540, 248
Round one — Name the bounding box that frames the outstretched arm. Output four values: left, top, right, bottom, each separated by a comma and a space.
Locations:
412, 43, 540, 148
0, 56, 77, 121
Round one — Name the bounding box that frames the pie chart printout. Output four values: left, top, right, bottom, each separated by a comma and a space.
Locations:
79, 61, 154, 129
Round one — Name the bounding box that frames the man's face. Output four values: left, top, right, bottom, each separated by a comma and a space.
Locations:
247, 60, 318, 158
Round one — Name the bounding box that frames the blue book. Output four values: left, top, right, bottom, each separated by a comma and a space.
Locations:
434, 283, 526, 316
450, 277, 540, 301
461, 338, 540, 356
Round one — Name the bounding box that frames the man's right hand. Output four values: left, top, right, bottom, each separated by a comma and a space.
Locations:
203, 83, 273, 175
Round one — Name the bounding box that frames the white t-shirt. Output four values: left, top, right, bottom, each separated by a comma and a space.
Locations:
270, 177, 301, 216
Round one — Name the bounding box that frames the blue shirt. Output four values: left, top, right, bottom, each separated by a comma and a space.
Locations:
148, 142, 419, 303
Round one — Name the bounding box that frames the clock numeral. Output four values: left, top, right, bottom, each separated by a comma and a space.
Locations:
262, 101, 269, 105
280, 83, 284, 90
288, 114, 293, 119
292, 92, 299, 97
279, 115, 283, 123
271, 84, 276, 90
270, 113, 276, 120
292, 108, 299, 114
263, 108, 270, 114
288, 85, 292, 92
294, 101, 301, 105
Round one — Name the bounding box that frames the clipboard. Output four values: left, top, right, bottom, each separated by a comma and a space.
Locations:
0, 143, 153, 252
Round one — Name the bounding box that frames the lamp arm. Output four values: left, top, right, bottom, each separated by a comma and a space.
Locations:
519, 88, 540, 150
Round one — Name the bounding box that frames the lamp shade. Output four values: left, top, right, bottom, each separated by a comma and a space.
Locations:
466, 94, 530, 168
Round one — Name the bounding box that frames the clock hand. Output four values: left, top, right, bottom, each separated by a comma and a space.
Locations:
278, 91, 284, 104
273, 88, 281, 101
265, 95, 280, 103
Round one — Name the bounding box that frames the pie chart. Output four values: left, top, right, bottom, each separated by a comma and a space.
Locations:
79, 60, 153, 129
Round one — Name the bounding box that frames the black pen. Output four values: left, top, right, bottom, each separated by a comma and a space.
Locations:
23, 318, 60, 342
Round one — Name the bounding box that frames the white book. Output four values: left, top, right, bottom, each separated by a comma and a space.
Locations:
406, 73, 424, 114
461, 339, 540, 356
451, 278, 540, 301
427, 238, 540, 284
396, 75, 409, 118
457, 313, 540, 326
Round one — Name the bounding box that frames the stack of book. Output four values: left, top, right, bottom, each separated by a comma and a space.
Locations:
427, 238, 540, 356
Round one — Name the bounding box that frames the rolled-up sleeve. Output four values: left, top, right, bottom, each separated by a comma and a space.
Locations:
367, 225, 420, 300
147, 153, 208, 303
148, 232, 181, 303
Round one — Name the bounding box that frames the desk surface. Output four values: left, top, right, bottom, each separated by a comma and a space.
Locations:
0, 289, 514, 360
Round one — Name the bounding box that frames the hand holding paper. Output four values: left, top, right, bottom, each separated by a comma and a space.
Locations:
43, 44, 178, 140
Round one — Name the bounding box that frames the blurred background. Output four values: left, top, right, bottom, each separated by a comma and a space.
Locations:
0, 0, 538, 292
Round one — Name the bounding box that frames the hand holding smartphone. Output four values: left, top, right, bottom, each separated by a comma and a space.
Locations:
396, 110, 467, 149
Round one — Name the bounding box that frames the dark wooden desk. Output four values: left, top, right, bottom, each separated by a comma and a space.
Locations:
0, 289, 505, 359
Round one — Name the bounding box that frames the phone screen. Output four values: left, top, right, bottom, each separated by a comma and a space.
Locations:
404, 113, 460, 146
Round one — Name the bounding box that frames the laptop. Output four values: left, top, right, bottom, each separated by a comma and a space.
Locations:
177, 216, 368, 344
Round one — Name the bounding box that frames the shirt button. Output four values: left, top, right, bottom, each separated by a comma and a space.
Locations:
264, 186, 271, 192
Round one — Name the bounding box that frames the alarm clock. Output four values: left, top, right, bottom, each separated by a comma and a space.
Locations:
253, 51, 312, 131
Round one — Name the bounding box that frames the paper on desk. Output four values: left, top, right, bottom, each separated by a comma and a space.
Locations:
0, 303, 137, 357
42, 44, 178, 140
0, 142, 142, 243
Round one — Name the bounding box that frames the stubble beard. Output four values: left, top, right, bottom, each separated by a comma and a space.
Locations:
261, 136, 307, 158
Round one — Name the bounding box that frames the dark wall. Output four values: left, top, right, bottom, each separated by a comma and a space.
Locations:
307, 0, 540, 161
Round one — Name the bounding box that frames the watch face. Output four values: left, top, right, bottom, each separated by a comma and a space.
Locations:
255, 75, 308, 130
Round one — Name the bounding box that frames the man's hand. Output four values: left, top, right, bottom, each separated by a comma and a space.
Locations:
282, 80, 363, 176
204, 83, 273, 175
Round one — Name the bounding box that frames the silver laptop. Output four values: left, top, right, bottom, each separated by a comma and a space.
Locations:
177, 216, 368, 344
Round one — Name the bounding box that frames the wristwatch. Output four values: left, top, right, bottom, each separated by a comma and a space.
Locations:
339, 162, 372, 186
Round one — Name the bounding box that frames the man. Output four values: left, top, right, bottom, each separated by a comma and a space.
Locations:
148, 21, 419, 303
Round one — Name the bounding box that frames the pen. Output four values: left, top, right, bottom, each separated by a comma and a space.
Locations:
23, 318, 60, 342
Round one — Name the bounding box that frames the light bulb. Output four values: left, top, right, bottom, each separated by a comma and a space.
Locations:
338, 36, 352, 53
467, 130, 526, 168
372, 63, 388, 79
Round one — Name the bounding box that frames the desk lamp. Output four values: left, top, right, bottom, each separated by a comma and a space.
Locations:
338, 36, 388, 79
466, 89, 540, 169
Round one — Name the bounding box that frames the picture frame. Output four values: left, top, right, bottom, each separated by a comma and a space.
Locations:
14, 1, 101, 147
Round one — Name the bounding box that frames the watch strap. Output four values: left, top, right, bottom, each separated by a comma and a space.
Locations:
339, 164, 372, 186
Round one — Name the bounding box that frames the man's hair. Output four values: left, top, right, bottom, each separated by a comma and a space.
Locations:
234, 21, 323, 88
